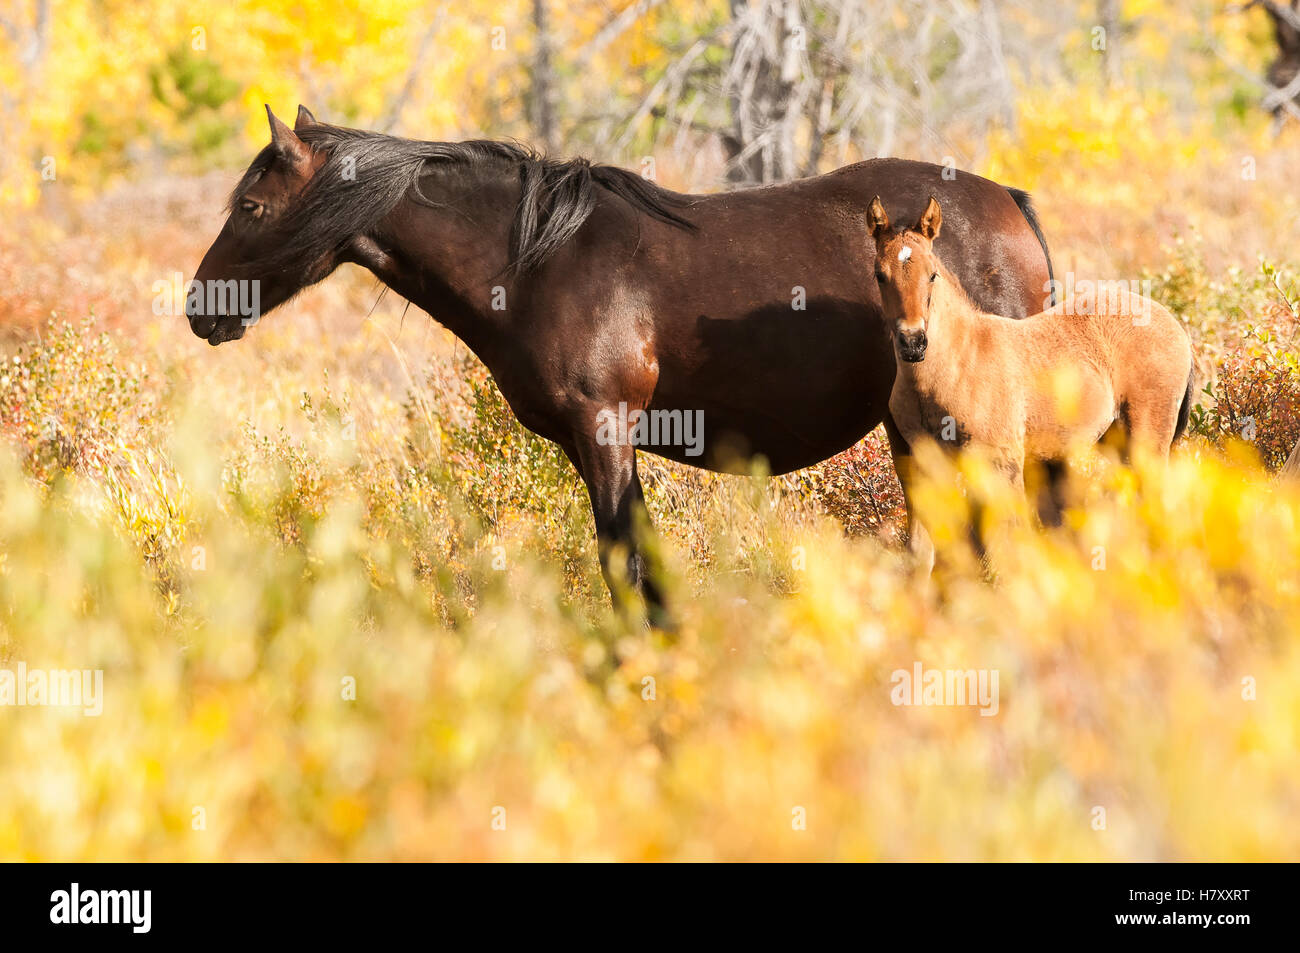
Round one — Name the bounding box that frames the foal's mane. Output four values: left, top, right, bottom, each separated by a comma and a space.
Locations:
933, 256, 981, 315
229, 123, 696, 276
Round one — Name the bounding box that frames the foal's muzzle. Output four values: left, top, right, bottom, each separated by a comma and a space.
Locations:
898, 331, 928, 363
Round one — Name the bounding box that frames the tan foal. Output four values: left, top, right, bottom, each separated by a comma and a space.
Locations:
868, 195, 1194, 564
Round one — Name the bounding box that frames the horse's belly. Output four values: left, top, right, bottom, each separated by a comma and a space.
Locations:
1024, 371, 1116, 457
645, 389, 888, 474
647, 312, 898, 474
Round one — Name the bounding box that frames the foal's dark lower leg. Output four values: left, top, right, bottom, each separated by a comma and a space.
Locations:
1033, 459, 1070, 527
570, 437, 670, 627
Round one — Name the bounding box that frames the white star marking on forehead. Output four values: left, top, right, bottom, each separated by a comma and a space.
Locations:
898, 246, 912, 263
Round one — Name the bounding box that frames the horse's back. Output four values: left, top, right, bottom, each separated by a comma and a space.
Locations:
1036, 288, 1188, 364
666, 158, 1051, 320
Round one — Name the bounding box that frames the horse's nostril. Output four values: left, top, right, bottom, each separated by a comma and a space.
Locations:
187, 310, 219, 339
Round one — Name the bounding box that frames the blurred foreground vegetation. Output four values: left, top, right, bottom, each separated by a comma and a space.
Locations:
0, 282, 1298, 859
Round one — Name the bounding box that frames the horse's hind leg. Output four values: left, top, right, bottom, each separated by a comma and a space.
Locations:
1099, 414, 1130, 464
567, 433, 671, 629
1122, 397, 1179, 462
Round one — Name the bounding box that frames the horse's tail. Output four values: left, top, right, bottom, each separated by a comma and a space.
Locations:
1006, 187, 1056, 306
1174, 364, 1195, 443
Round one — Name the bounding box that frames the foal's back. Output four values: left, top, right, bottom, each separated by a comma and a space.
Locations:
991, 286, 1191, 455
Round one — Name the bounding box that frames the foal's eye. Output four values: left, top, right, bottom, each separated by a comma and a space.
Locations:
929, 272, 938, 283
875, 270, 887, 282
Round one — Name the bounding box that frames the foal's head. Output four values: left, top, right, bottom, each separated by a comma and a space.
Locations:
868, 195, 945, 364
188, 106, 328, 344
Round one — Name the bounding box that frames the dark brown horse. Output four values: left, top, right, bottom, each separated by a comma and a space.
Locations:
189, 106, 1054, 623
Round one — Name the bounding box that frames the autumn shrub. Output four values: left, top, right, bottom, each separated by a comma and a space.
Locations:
0, 320, 190, 576
1193, 325, 1300, 469
438, 362, 577, 518
795, 430, 907, 540
1149, 245, 1300, 468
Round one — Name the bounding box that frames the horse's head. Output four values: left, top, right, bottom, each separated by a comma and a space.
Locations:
188, 105, 329, 345
868, 194, 944, 364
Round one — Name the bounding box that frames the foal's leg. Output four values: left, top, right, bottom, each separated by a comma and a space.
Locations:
883, 413, 935, 574
1123, 399, 1178, 462
969, 451, 1026, 564
1030, 459, 1070, 527
567, 433, 671, 628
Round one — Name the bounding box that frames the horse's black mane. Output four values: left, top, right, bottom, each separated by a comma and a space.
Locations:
229, 123, 696, 275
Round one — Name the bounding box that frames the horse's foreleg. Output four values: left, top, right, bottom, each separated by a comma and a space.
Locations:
567, 434, 671, 629
970, 451, 1026, 564
883, 413, 935, 574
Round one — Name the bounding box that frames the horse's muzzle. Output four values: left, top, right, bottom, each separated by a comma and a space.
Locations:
185, 272, 257, 345
898, 331, 928, 363
187, 312, 217, 340
186, 305, 247, 345
202, 320, 249, 346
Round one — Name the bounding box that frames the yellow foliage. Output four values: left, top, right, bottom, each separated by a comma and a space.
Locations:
1, 317, 1299, 859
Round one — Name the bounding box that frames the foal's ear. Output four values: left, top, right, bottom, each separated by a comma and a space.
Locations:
294, 104, 318, 131
265, 105, 311, 169
868, 195, 891, 239
918, 196, 943, 241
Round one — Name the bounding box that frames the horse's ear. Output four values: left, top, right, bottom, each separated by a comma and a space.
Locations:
918, 196, 943, 241
868, 195, 890, 239
266, 105, 311, 168
295, 104, 318, 131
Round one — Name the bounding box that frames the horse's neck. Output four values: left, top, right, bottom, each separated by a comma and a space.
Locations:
355, 162, 520, 363
904, 273, 983, 392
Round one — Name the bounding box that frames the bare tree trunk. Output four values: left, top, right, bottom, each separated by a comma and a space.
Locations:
982, 0, 1016, 133
724, 0, 803, 185
630, 0, 1038, 187
1099, 0, 1123, 88
380, 8, 444, 133
532, 0, 560, 153
0, 0, 50, 71
1261, 0, 1300, 125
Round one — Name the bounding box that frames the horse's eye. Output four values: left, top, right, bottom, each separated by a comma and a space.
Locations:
930, 272, 938, 282
875, 270, 887, 282
239, 199, 264, 218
